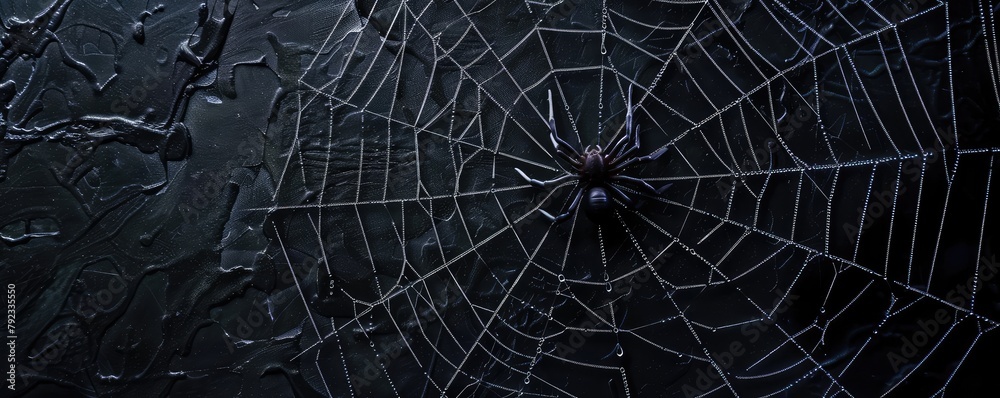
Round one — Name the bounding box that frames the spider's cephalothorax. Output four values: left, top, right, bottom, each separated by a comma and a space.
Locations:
516, 86, 671, 224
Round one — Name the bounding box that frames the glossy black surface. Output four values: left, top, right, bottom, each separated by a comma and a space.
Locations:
1, 1, 998, 397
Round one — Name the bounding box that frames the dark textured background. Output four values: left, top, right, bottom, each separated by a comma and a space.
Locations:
1, 0, 998, 397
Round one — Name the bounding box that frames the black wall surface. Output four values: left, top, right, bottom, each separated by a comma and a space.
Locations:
1, 1, 998, 397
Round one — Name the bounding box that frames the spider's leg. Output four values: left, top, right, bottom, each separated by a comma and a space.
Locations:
608, 159, 636, 174
605, 131, 630, 161
606, 85, 634, 158
540, 185, 584, 223
609, 143, 669, 173
610, 120, 646, 166
554, 148, 583, 169
614, 127, 641, 161
611, 175, 672, 195
640, 144, 670, 162
620, 86, 642, 158
550, 128, 583, 163
515, 168, 576, 189
605, 184, 636, 208
547, 90, 582, 161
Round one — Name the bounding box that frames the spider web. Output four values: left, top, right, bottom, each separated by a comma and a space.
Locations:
258, 0, 1000, 396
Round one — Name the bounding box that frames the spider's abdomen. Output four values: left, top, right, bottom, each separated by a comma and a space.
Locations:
584, 186, 613, 222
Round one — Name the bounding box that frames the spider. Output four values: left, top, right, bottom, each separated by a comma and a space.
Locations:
516, 86, 671, 224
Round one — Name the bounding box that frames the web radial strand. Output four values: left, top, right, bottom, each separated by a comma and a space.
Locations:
261, 1, 1000, 397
